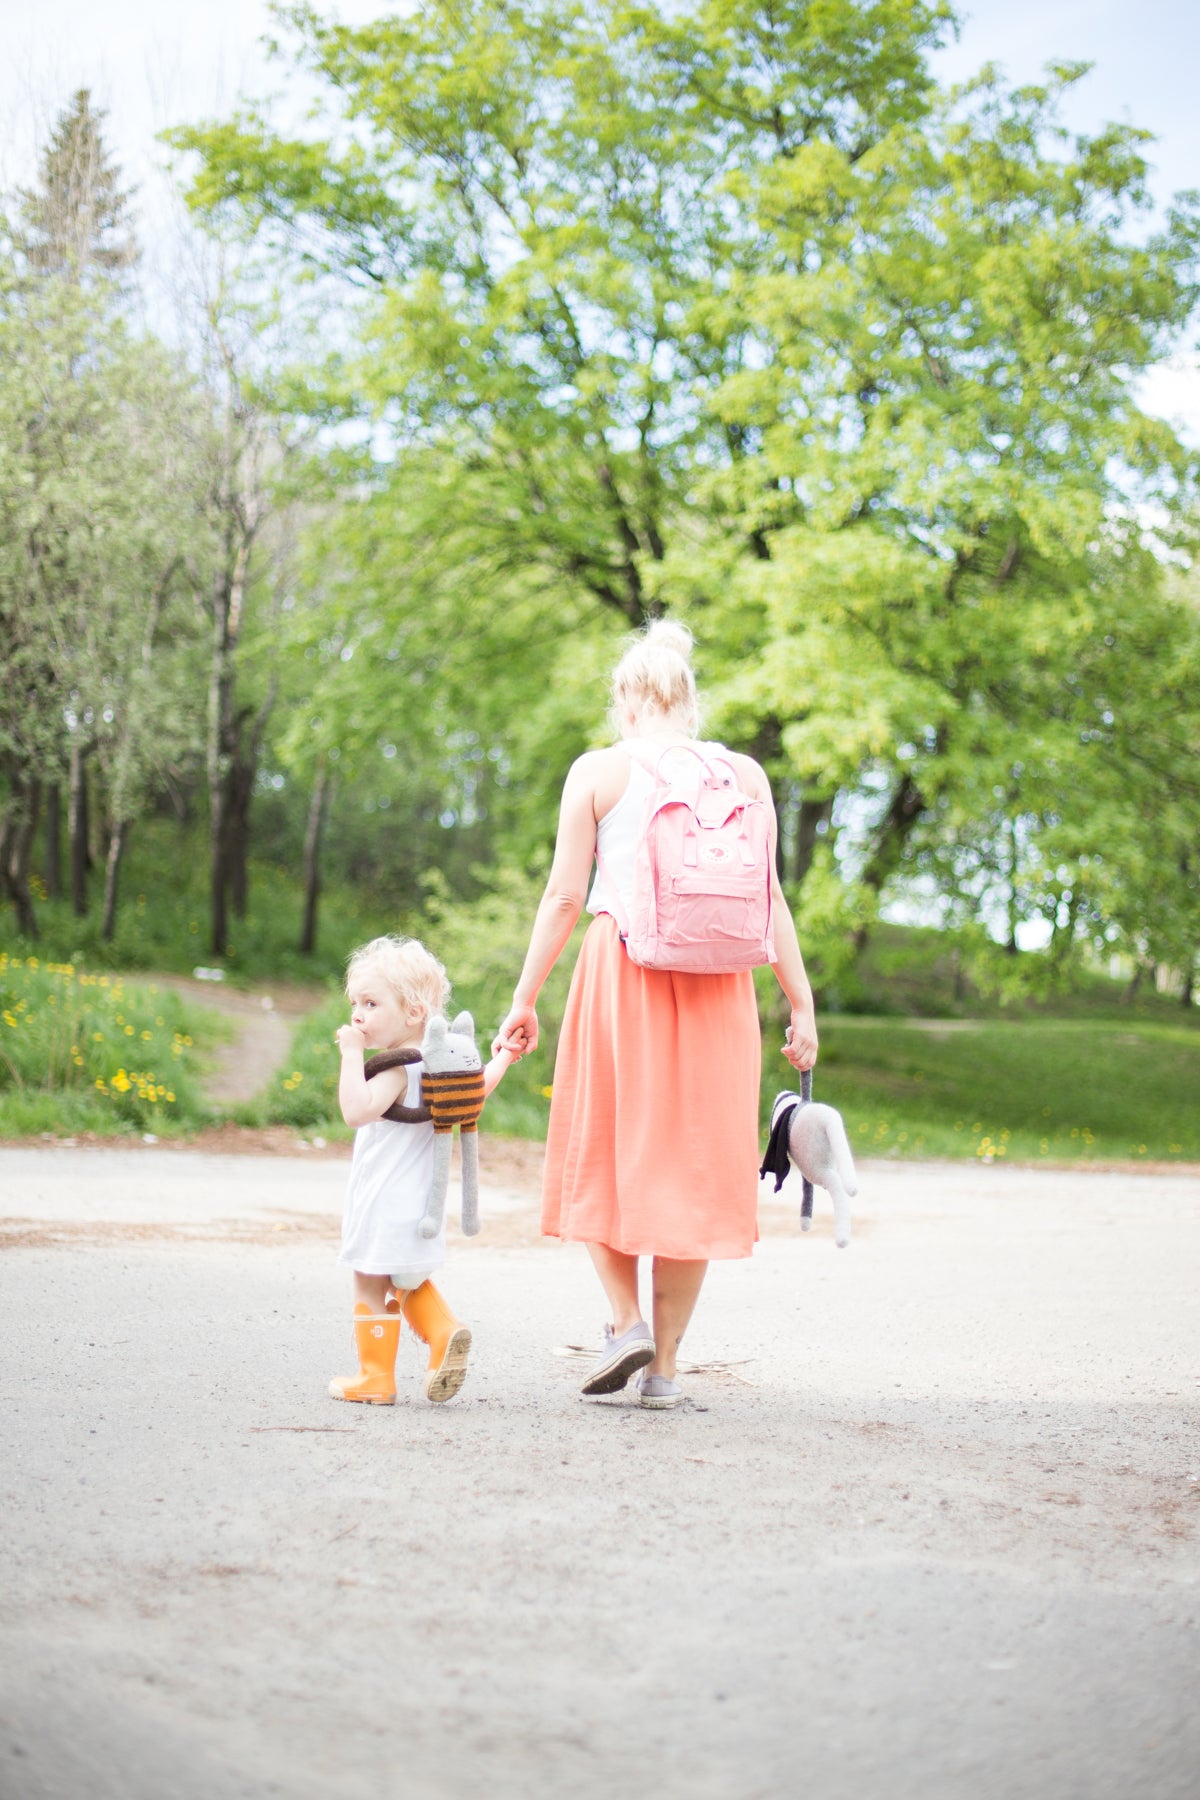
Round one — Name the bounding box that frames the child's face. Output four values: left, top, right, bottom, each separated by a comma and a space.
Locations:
347, 969, 424, 1051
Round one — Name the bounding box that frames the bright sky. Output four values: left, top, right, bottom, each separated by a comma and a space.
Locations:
2, 0, 1198, 430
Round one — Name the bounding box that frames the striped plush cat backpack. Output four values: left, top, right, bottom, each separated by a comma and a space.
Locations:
365, 1011, 486, 1240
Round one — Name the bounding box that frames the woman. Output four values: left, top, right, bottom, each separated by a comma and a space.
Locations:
494, 621, 818, 1407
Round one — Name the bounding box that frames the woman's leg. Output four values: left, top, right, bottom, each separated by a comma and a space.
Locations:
648, 1257, 708, 1380
586, 1242, 644, 1332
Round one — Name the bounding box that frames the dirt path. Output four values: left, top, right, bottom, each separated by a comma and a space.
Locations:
1, 1146, 1197, 1800
140, 973, 327, 1107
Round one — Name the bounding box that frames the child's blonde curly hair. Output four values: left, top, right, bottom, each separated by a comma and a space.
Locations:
345, 935, 450, 1020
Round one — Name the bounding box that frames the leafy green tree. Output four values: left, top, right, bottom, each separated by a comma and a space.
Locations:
0, 95, 219, 940
171, 4, 1200, 988
704, 63, 1200, 981
16, 88, 138, 282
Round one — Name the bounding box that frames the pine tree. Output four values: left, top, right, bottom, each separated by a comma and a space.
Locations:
16, 89, 138, 281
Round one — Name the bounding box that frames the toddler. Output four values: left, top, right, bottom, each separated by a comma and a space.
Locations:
330, 934, 513, 1406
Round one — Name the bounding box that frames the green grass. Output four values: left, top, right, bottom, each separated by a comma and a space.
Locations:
259, 999, 1200, 1166
0, 951, 215, 1137
843, 922, 1195, 1026
7, 829, 1197, 1161
788, 1016, 1200, 1164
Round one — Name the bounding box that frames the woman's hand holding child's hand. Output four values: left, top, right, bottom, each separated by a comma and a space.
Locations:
493, 1004, 538, 1059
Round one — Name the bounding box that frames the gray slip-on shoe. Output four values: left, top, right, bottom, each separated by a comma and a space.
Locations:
580, 1321, 656, 1396
634, 1370, 684, 1409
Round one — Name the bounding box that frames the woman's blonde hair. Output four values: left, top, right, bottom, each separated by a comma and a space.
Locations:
345, 935, 450, 1019
610, 618, 699, 733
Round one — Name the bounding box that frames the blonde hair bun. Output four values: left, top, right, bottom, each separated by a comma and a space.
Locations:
611, 617, 698, 731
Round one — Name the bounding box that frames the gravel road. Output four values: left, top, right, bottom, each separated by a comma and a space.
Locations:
1, 1142, 1197, 1800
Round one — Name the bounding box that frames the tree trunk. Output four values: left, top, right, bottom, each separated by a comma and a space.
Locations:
795, 795, 835, 884
101, 818, 129, 942
227, 756, 253, 919
226, 706, 269, 921
208, 538, 254, 958
853, 774, 926, 951
44, 781, 63, 898
1, 766, 42, 938
1120, 963, 1144, 1006
1181, 963, 1194, 1009
68, 743, 90, 916
210, 789, 229, 957
1005, 816, 1020, 953
299, 763, 330, 955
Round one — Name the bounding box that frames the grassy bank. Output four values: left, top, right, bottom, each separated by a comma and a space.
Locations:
4, 830, 1196, 1161
0, 952, 216, 1138
798, 1015, 1200, 1164
250, 995, 1199, 1167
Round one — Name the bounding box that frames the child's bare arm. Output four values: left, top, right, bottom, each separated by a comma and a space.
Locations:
482, 1046, 516, 1098
336, 1025, 409, 1127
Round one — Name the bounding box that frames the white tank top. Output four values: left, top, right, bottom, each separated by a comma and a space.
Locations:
587, 740, 723, 922
587, 759, 652, 921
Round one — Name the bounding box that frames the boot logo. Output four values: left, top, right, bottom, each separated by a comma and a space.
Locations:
370, 1324, 385, 1338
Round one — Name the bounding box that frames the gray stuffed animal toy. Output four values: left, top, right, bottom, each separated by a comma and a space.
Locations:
415, 1011, 486, 1239
365, 1011, 488, 1239
760, 1070, 857, 1248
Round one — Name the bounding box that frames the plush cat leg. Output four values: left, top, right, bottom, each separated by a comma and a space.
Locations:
787, 1103, 857, 1248
420, 1130, 454, 1239
460, 1127, 481, 1237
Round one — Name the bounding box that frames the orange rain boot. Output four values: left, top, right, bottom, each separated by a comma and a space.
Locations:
328, 1302, 401, 1404
401, 1281, 471, 1403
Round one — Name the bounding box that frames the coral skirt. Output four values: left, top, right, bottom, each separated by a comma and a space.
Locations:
541, 914, 763, 1260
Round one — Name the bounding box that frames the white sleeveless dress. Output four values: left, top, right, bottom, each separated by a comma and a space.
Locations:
337, 1062, 445, 1281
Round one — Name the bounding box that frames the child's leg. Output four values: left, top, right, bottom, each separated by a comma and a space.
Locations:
354, 1272, 391, 1312
400, 1279, 471, 1404
329, 1270, 401, 1405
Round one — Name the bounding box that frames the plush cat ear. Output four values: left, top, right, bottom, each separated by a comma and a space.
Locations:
450, 1010, 475, 1040
424, 1015, 448, 1049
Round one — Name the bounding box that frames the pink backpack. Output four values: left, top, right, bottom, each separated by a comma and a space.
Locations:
601, 742, 776, 975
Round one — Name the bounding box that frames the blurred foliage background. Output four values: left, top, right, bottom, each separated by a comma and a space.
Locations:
2, 3, 1198, 1153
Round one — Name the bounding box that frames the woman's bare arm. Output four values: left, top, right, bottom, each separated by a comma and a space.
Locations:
735, 754, 819, 1071
494, 753, 607, 1055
